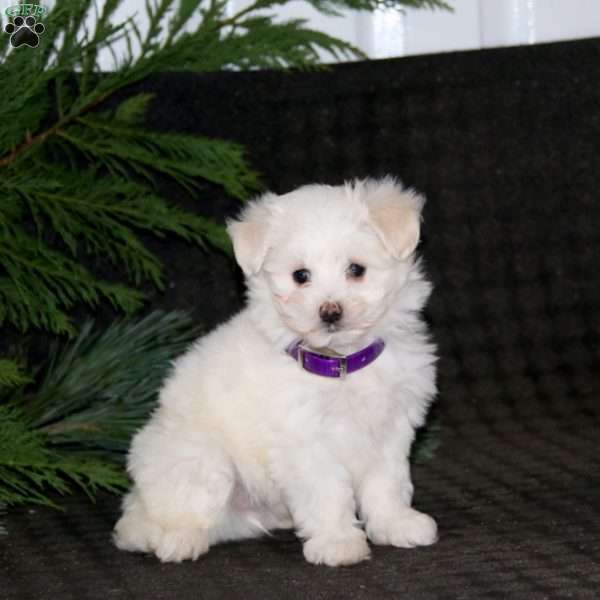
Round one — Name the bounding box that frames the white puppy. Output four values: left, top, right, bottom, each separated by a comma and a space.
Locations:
114, 178, 438, 567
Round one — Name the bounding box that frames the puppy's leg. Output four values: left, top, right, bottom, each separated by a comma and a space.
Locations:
114, 428, 235, 562
272, 443, 370, 567
113, 488, 163, 553
358, 424, 437, 548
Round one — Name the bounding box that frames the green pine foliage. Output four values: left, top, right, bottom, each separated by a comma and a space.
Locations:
411, 416, 442, 463
0, 359, 30, 388
0, 0, 448, 511
0, 403, 126, 508
1, 310, 202, 508
29, 311, 204, 454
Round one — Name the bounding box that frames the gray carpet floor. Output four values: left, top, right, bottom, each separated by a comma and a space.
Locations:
3, 402, 599, 599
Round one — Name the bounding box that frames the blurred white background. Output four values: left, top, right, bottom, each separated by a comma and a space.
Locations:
270, 0, 600, 58
35, 0, 600, 67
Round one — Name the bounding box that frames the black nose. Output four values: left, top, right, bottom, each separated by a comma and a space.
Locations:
319, 302, 343, 324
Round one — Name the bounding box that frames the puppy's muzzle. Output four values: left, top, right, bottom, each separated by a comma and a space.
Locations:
319, 301, 343, 325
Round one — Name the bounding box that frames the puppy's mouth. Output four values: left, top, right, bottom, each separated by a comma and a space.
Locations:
306, 322, 370, 351
319, 317, 352, 337
281, 313, 371, 351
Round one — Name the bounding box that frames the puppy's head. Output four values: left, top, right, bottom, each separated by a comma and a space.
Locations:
227, 178, 424, 350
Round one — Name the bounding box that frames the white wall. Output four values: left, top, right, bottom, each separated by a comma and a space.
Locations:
42, 0, 600, 68
270, 0, 600, 58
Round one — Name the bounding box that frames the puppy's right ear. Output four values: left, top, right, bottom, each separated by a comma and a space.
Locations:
226, 197, 273, 276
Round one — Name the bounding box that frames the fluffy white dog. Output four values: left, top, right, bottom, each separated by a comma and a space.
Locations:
113, 178, 438, 567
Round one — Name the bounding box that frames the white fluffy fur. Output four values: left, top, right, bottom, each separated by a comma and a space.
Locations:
113, 178, 438, 566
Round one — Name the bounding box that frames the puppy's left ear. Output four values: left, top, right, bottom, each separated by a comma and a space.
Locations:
227, 195, 274, 276
364, 179, 425, 261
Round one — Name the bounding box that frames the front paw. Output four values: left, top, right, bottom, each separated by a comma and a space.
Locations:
153, 526, 210, 563
367, 509, 438, 548
114, 498, 210, 562
303, 529, 371, 567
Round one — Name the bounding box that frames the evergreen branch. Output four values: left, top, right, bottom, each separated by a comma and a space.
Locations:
0, 360, 31, 389
217, 0, 273, 30
114, 93, 156, 124
141, 0, 176, 56
0, 89, 114, 169
166, 0, 204, 44
62, 117, 261, 198
0, 278, 72, 336
0, 312, 200, 508
0, 405, 127, 508
219, 0, 450, 23
27, 311, 202, 454
304, 0, 451, 15
81, 0, 122, 87
22, 186, 165, 286
223, 18, 363, 67
411, 415, 442, 463
9, 164, 207, 285
0, 225, 144, 334
0, 119, 62, 168
55, 0, 95, 68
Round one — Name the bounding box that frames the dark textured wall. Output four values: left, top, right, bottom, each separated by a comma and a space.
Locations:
127, 37, 600, 423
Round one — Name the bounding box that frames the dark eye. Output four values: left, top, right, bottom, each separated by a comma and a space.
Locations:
347, 263, 366, 279
292, 269, 311, 284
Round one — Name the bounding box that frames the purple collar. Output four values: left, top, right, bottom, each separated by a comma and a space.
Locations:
286, 338, 385, 379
